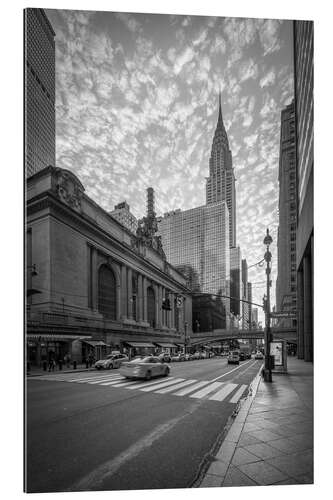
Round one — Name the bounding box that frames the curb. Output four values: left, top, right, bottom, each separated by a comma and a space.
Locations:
199, 364, 263, 488
27, 368, 95, 377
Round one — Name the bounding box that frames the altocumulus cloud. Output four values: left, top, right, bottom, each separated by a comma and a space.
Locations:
47, 9, 294, 310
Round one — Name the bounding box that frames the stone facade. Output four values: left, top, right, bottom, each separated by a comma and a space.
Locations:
26, 166, 192, 365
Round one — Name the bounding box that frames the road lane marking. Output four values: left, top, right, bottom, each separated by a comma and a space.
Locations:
190, 382, 224, 399
74, 375, 122, 384
99, 378, 130, 386
174, 380, 210, 396
208, 383, 237, 402
67, 400, 202, 491
139, 378, 185, 392
110, 380, 145, 388
155, 379, 197, 394
126, 377, 176, 390
229, 384, 248, 404
209, 359, 253, 382
86, 376, 123, 385
68, 374, 120, 382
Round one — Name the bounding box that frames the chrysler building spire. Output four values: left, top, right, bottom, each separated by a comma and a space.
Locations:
206, 94, 236, 248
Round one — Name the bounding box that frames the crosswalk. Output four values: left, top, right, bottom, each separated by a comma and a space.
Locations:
29, 372, 248, 405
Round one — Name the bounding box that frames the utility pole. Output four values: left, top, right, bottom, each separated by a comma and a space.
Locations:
263, 228, 273, 382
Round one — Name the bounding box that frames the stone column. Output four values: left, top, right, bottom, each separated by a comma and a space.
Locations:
169, 293, 174, 329
127, 267, 133, 320
121, 264, 127, 319
91, 247, 98, 311
116, 264, 121, 321
143, 277, 148, 323
154, 284, 160, 328
303, 254, 313, 362
297, 269, 304, 359
137, 274, 143, 322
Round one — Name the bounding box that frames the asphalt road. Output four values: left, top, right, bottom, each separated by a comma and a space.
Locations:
25, 357, 262, 493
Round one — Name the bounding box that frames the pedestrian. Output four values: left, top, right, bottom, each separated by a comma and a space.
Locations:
86, 355, 89, 369
58, 357, 63, 371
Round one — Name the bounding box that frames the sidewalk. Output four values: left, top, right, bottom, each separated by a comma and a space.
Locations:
26, 364, 95, 376
199, 357, 313, 487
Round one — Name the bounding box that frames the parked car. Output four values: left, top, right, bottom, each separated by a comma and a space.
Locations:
193, 352, 201, 360
228, 350, 240, 365
95, 353, 129, 370
255, 351, 264, 360
158, 352, 171, 363
184, 353, 193, 361
120, 356, 170, 380
171, 352, 185, 362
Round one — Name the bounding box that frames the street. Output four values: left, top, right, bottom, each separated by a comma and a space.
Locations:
25, 357, 262, 493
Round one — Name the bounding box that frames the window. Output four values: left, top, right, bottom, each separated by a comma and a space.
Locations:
98, 264, 117, 319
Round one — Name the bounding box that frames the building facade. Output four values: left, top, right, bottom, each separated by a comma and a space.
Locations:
230, 246, 242, 317
241, 259, 250, 329
276, 101, 298, 328
294, 20, 314, 362
110, 201, 138, 235
26, 166, 192, 366
158, 202, 230, 327
206, 94, 236, 248
24, 8, 55, 178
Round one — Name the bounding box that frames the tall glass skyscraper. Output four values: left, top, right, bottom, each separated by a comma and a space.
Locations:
206, 94, 236, 248
158, 202, 230, 324
24, 8, 56, 177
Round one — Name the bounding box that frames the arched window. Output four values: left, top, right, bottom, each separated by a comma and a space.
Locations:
98, 264, 117, 319
147, 286, 155, 328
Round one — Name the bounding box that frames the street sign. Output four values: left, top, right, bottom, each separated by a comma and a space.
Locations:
270, 311, 296, 319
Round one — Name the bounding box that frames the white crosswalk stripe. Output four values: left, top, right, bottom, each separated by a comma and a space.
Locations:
140, 378, 185, 392
126, 377, 177, 390
190, 382, 225, 399
229, 384, 248, 404
155, 379, 197, 394
208, 383, 237, 402
173, 380, 211, 396
29, 373, 249, 404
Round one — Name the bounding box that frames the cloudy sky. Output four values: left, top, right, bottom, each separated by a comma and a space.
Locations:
47, 9, 294, 319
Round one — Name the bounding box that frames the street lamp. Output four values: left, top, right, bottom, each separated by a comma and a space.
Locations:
263, 228, 273, 382
184, 322, 189, 355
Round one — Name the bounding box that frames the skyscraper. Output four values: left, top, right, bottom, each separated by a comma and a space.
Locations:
276, 101, 297, 327
158, 202, 230, 326
110, 201, 138, 234
24, 8, 56, 177
230, 246, 242, 316
206, 94, 236, 248
293, 20, 314, 362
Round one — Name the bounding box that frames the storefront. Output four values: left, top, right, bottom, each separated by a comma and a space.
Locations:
123, 341, 156, 359
80, 340, 109, 363
154, 342, 179, 355
26, 334, 89, 367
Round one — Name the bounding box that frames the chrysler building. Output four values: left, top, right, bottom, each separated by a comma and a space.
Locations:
206, 94, 236, 248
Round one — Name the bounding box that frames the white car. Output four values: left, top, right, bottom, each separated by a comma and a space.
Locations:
255, 351, 264, 360
95, 353, 129, 370
120, 356, 170, 380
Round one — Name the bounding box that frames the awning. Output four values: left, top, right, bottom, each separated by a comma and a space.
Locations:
81, 340, 108, 347
154, 342, 178, 348
26, 334, 91, 342
125, 342, 155, 348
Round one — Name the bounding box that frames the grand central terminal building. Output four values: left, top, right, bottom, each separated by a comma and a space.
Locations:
26, 166, 192, 366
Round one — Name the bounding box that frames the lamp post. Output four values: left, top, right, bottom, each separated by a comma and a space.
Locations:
184, 322, 188, 355
263, 228, 273, 382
